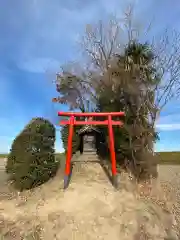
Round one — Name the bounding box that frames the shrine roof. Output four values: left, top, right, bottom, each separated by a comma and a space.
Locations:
78, 125, 101, 135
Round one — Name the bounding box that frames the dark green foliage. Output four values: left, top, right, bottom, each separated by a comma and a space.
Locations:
61, 125, 80, 154
6, 117, 58, 191
61, 125, 69, 152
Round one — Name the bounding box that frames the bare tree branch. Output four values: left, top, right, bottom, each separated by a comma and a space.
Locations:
53, 5, 180, 129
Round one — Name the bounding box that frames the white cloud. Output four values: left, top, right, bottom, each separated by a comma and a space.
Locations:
156, 111, 180, 131
156, 113, 180, 131
157, 112, 180, 130
156, 123, 180, 131
3, 0, 111, 74
157, 113, 180, 123
18, 57, 60, 73
2, 0, 180, 75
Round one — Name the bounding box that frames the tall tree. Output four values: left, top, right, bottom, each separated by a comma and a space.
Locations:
94, 40, 157, 176
53, 6, 180, 179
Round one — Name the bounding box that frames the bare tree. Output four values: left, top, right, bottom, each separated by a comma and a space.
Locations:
121, 5, 180, 127
150, 30, 180, 125
53, 5, 180, 126
80, 17, 123, 72
82, 10, 180, 127
53, 16, 124, 111
53, 61, 97, 112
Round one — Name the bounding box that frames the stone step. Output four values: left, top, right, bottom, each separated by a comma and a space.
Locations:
82, 157, 99, 161
83, 149, 96, 153
72, 159, 100, 163
81, 154, 99, 158
82, 151, 97, 155
72, 153, 100, 163
82, 154, 98, 158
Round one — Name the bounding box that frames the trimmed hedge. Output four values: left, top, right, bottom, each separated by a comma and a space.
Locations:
3, 151, 180, 166
6, 117, 58, 191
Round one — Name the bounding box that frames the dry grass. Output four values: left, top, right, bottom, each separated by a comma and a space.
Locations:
0, 157, 179, 240
157, 152, 180, 165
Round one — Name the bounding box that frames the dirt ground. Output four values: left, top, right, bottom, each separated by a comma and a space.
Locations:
158, 165, 180, 235
0, 158, 179, 240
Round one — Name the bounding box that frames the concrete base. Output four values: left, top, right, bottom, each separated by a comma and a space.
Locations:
112, 175, 118, 189
64, 175, 70, 189
63, 164, 73, 190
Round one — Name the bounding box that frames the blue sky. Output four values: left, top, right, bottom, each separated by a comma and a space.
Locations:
0, 0, 180, 153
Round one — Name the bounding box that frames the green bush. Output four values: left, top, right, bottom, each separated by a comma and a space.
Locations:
61, 124, 80, 154
6, 117, 58, 191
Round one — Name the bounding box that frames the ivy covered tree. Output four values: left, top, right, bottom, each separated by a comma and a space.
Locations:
96, 41, 159, 179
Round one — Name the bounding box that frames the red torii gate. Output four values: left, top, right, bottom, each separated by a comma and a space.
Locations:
58, 111, 125, 189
